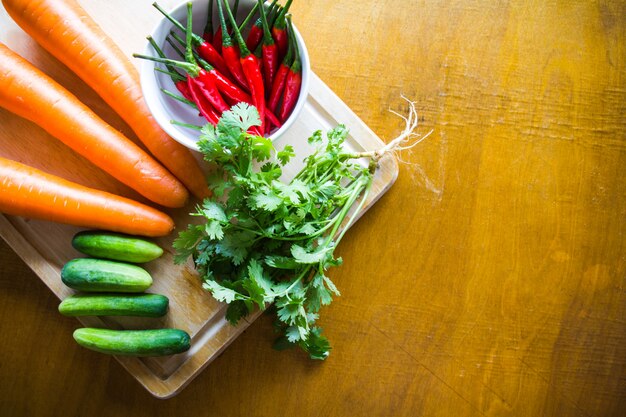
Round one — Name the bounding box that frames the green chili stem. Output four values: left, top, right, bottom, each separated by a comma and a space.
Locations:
222, 0, 250, 55
184, 3, 195, 64
133, 53, 199, 77
161, 88, 197, 107
171, 120, 203, 130
152, 2, 204, 46
238, 3, 259, 32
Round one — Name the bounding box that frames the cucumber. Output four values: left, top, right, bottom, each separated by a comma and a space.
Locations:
72, 231, 163, 263
73, 328, 191, 356
61, 258, 152, 292
58, 293, 169, 317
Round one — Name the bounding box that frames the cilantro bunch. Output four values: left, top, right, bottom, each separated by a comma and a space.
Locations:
174, 104, 375, 359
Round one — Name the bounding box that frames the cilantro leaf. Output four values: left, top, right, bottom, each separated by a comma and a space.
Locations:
250, 135, 273, 162
204, 221, 224, 240
173, 225, 204, 264
276, 301, 303, 326
225, 300, 249, 324
219, 102, 261, 133
250, 190, 283, 211
200, 200, 228, 222
324, 276, 341, 296
277, 145, 296, 165
216, 230, 256, 265
175, 103, 377, 360
265, 255, 301, 270
307, 129, 323, 144
247, 259, 275, 296
289, 179, 310, 198
202, 280, 243, 304
242, 277, 266, 309
298, 223, 317, 235
307, 273, 333, 313
291, 244, 329, 264
303, 327, 331, 360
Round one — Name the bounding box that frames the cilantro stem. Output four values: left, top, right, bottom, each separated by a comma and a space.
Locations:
231, 219, 334, 242
274, 266, 313, 300
327, 177, 367, 242
335, 175, 373, 245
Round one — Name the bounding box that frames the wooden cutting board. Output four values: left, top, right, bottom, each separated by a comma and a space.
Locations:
0, 0, 398, 398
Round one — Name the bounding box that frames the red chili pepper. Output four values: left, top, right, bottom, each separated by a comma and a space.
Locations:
278, 17, 301, 122
268, 28, 295, 112
212, 28, 222, 53
253, 39, 264, 60
271, 0, 293, 61
246, 23, 263, 52
214, 0, 239, 52
139, 5, 230, 115
136, 51, 229, 112
245, 0, 278, 51
216, 0, 249, 91
265, 112, 284, 135
186, 75, 220, 126
252, 41, 266, 96
278, 68, 301, 122
195, 57, 252, 105
196, 42, 231, 77
166, 35, 253, 108
203, 0, 214, 43
265, 108, 283, 134
153, 3, 231, 80
175, 80, 193, 101
265, 108, 281, 127
242, 55, 266, 130
168, 30, 232, 82
257, 0, 278, 95
215, 72, 251, 105
194, 70, 230, 113
184, 3, 229, 114
223, 0, 266, 132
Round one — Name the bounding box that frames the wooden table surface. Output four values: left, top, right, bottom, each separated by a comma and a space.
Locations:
1, 0, 625, 415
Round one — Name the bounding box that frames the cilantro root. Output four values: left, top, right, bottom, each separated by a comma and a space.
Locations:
352, 96, 432, 162
174, 101, 424, 360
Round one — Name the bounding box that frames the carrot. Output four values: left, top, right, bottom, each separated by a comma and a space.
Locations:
1, 0, 210, 200
0, 157, 174, 237
0, 43, 188, 209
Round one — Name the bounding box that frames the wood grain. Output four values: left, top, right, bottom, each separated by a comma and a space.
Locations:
1, 0, 626, 415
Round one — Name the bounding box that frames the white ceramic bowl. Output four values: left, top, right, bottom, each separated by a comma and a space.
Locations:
140, 0, 310, 151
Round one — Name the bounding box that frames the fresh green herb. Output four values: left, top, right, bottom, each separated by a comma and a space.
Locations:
175, 101, 423, 359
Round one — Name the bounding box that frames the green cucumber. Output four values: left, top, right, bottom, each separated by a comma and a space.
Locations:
73, 328, 191, 356
61, 258, 152, 292
72, 231, 164, 263
59, 293, 169, 317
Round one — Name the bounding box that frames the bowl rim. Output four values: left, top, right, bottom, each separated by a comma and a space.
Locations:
139, 0, 310, 152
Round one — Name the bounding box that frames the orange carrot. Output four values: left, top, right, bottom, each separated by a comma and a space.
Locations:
0, 157, 174, 237
0, 43, 188, 209
2, 0, 210, 200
